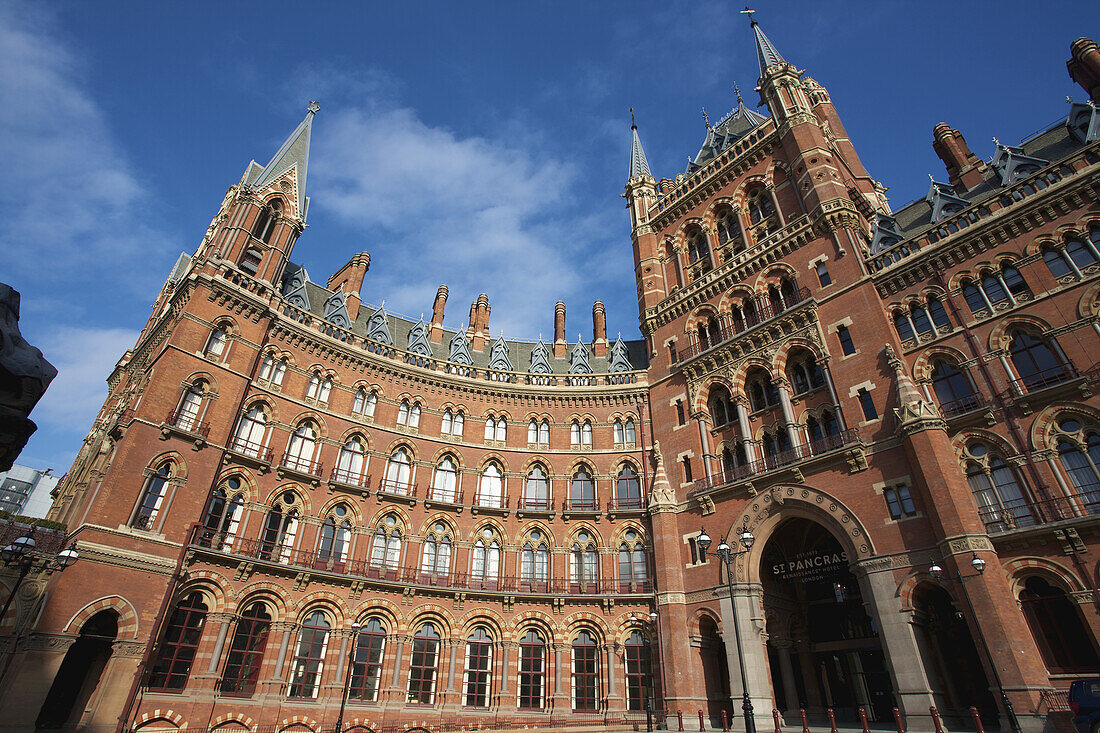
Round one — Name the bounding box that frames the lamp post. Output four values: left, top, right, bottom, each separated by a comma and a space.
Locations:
928, 554, 1022, 733
334, 621, 361, 733
698, 524, 756, 733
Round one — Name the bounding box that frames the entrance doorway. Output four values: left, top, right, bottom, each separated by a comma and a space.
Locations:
36, 609, 119, 729
761, 518, 895, 723
698, 616, 733, 726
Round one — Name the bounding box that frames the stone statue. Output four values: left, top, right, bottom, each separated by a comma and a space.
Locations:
0, 284, 57, 471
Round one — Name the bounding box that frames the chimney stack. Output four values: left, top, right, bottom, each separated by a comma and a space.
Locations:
429, 284, 448, 343
932, 124, 986, 190
472, 294, 490, 351
592, 300, 608, 357
326, 252, 370, 320
1068, 37, 1100, 103
553, 301, 567, 358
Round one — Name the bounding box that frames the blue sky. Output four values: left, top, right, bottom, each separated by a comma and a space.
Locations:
2, 0, 1097, 473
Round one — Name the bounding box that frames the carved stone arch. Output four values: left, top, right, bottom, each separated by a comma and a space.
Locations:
176, 573, 233, 613
242, 396, 278, 425
366, 506, 411, 533
64, 595, 140, 639
234, 582, 292, 620
1078, 281, 1100, 319
684, 304, 721, 332
691, 607, 723, 636
262, 483, 310, 515
1002, 557, 1085, 598
287, 410, 328, 440
134, 710, 187, 731
757, 262, 799, 287
336, 426, 373, 449
457, 608, 507, 639
774, 337, 826, 375
278, 717, 318, 733
210, 713, 255, 732
613, 455, 642, 475
562, 611, 610, 640
428, 447, 464, 468
912, 345, 973, 382
293, 590, 350, 624
383, 438, 419, 462
507, 609, 557, 639
706, 196, 737, 226
676, 217, 707, 240
418, 513, 459, 538
564, 523, 604, 548
1025, 232, 1061, 257
516, 520, 556, 546
694, 376, 739, 414
395, 391, 423, 407
469, 517, 509, 544
317, 496, 363, 524
613, 612, 649, 644
949, 428, 1022, 460
340, 719, 380, 733
517, 455, 550, 474
737, 174, 769, 201
718, 284, 756, 314
988, 314, 1056, 351
1055, 221, 1089, 242
147, 450, 189, 480
732, 484, 876, 583
564, 456, 597, 476
214, 467, 258, 502
210, 314, 241, 335
474, 452, 509, 473
609, 521, 647, 545
350, 598, 401, 629
404, 604, 457, 636
182, 370, 219, 394
731, 357, 775, 395
897, 574, 951, 612
1029, 402, 1100, 452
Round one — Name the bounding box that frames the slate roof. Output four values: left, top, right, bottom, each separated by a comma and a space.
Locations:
247, 103, 317, 220
687, 101, 769, 173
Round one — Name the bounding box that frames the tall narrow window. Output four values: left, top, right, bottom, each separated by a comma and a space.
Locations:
538, 419, 550, 445
284, 422, 318, 473
521, 531, 549, 590
815, 261, 832, 287
239, 247, 263, 276
625, 629, 653, 710
132, 462, 172, 530
675, 400, 686, 425
931, 360, 978, 415
398, 399, 411, 426
464, 627, 494, 707
836, 325, 856, 355
572, 630, 600, 711
317, 506, 351, 569
259, 353, 277, 381
408, 623, 441, 704
571, 421, 582, 447
883, 485, 917, 519
362, 390, 378, 417
201, 477, 243, 549
431, 456, 458, 502
420, 524, 452, 580
335, 436, 366, 485
369, 517, 402, 571
965, 443, 1034, 531
251, 201, 280, 243
478, 462, 504, 508
349, 617, 387, 702
259, 494, 299, 562
624, 418, 636, 443
219, 601, 271, 696
175, 385, 203, 431
495, 417, 507, 441
524, 465, 549, 509
1056, 422, 1100, 508
857, 389, 877, 420
518, 629, 546, 709
471, 533, 501, 585
233, 406, 267, 457
288, 611, 330, 698
528, 420, 539, 444
618, 533, 648, 590
570, 466, 595, 509
384, 448, 412, 494
1009, 331, 1067, 389
353, 388, 368, 413
148, 592, 207, 690
1020, 577, 1100, 673
205, 327, 228, 358
616, 465, 641, 509
570, 532, 599, 591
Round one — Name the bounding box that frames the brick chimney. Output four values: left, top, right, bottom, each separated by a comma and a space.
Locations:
1068, 37, 1100, 103
472, 294, 490, 351
932, 124, 986, 190
553, 301, 567, 358
592, 300, 608, 357
326, 252, 370, 321
429, 284, 448, 343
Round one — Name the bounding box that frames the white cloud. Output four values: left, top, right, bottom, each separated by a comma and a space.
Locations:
32, 326, 139, 427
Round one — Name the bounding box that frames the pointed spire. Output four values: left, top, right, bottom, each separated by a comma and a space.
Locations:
253, 101, 319, 218
746, 11, 786, 78
629, 109, 652, 180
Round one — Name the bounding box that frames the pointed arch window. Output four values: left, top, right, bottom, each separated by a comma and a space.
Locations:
1020, 577, 1100, 673
570, 466, 596, 510
219, 601, 271, 697
420, 523, 452, 581
471, 530, 501, 587
931, 359, 979, 415
407, 622, 441, 704
477, 462, 504, 508
625, 629, 653, 710
518, 629, 547, 709
284, 422, 319, 473
349, 616, 387, 702
524, 464, 550, 509
431, 456, 458, 502
148, 591, 207, 690
464, 626, 494, 708
251, 201, 280, 244
1009, 331, 1069, 390
618, 530, 648, 591
528, 419, 539, 444
175, 384, 204, 432
927, 295, 951, 329
306, 373, 323, 400
132, 461, 172, 530
259, 492, 299, 562
1055, 419, 1100, 510
521, 530, 549, 590
354, 389, 377, 418
316, 505, 351, 570
232, 405, 268, 457
288, 610, 330, 698
257, 354, 287, 385
204, 326, 228, 359
383, 448, 412, 494
335, 435, 366, 486
397, 399, 421, 428
571, 630, 600, 711
201, 476, 244, 549
616, 465, 642, 509
570, 531, 599, 592
442, 408, 464, 437
686, 230, 711, 270
964, 443, 1034, 532
369, 516, 402, 573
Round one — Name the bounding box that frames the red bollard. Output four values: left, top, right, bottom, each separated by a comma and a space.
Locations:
893, 707, 905, 733
699, 710, 706, 732
859, 707, 870, 733
773, 708, 782, 733
677, 711, 684, 732
800, 709, 810, 733
721, 710, 730, 732
970, 706, 985, 733
827, 707, 838, 733
930, 706, 945, 733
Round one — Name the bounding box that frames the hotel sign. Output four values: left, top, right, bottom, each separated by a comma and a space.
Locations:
770, 549, 849, 583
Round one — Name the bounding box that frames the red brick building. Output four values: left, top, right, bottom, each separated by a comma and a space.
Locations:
4, 21, 1100, 733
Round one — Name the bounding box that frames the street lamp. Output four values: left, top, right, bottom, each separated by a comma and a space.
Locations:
1, 534, 79, 623
334, 621, 360, 733
698, 524, 756, 733
928, 554, 1020, 733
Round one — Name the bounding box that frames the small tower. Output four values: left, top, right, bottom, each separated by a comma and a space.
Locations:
624, 113, 666, 317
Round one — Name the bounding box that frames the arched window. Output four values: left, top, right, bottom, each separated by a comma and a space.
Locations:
175, 383, 204, 431
407, 623, 441, 704
1020, 577, 1100, 673
747, 188, 775, 226
963, 265, 1031, 313
624, 418, 636, 443
927, 295, 951, 329
132, 461, 172, 529
521, 530, 549, 591
201, 476, 244, 549
349, 616, 387, 702
931, 359, 978, 415
464, 627, 494, 707
288, 610, 330, 698
1055, 418, 1100, 509
354, 389, 377, 418
625, 629, 653, 710
747, 371, 779, 412
306, 373, 322, 400
570, 531, 599, 592
284, 422, 318, 473
239, 246, 263, 276
570, 466, 596, 510
618, 529, 647, 591
524, 464, 550, 509
964, 443, 1033, 531
471, 529, 501, 586
571, 420, 582, 447
204, 326, 228, 358
716, 209, 743, 251
219, 601, 270, 696
251, 201, 281, 243
441, 408, 463, 437
687, 230, 711, 269
259, 492, 299, 562
477, 462, 504, 508
485, 416, 506, 442
420, 523, 452, 580
787, 354, 824, 395
616, 465, 641, 509
317, 505, 351, 569
518, 629, 547, 709
431, 456, 458, 503
539, 419, 550, 445
335, 435, 366, 486
232, 405, 268, 456
1044, 247, 1075, 279
383, 448, 412, 494
149, 591, 208, 690
259, 353, 276, 381
369, 516, 402, 573
893, 311, 915, 341
571, 630, 600, 711
528, 419, 540, 444
1009, 331, 1067, 389
581, 420, 593, 448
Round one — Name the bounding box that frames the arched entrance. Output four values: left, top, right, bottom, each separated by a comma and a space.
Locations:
36, 609, 118, 729
697, 616, 732, 725
761, 518, 895, 723
910, 584, 996, 723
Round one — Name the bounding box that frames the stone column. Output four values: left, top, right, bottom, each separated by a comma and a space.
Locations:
604, 643, 623, 710
776, 384, 801, 451
500, 641, 516, 696
261, 621, 296, 695
385, 634, 407, 703
734, 399, 758, 463
773, 640, 800, 715
696, 415, 714, 482
205, 613, 235, 673
720, 583, 771, 732
553, 642, 570, 711
767, 186, 785, 226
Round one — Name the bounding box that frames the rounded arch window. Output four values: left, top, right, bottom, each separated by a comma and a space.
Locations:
420, 523, 452, 579
1019, 576, 1100, 673
349, 616, 387, 702
1054, 418, 1100, 508
431, 455, 459, 502
202, 475, 245, 549
288, 610, 329, 698
370, 515, 402, 572
519, 628, 547, 709
383, 447, 412, 494
220, 600, 271, 696
148, 590, 208, 690
407, 622, 441, 704
463, 626, 494, 707
964, 443, 1033, 532
132, 461, 173, 530
624, 628, 653, 711
616, 464, 641, 508
930, 359, 977, 414
524, 464, 550, 509
571, 629, 601, 710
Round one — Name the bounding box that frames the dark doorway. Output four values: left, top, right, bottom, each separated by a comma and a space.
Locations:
1020, 576, 1100, 674
698, 616, 733, 726
36, 610, 119, 729
761, 518, 896, 723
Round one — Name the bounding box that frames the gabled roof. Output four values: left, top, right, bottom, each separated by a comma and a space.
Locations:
687, 98, 768, 172
251, 102, 318, 220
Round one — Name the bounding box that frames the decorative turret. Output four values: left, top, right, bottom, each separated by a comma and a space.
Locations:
932, 124, 987, 190
884, 345, 943, 435
1068, 37, 1100, 103
624, 114, 666, 314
